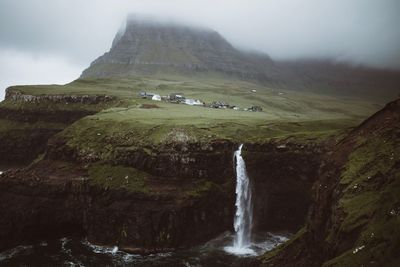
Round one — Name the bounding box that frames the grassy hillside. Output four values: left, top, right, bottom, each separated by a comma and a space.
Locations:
2, 75, 386, 159
258, 98, 400, 267
7, 76, 382, 117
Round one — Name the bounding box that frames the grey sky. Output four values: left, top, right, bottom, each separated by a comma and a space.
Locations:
1, 0, 399, 99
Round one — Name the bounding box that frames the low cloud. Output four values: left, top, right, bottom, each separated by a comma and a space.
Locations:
1, 0, 399, 98
0, 49, 83, 100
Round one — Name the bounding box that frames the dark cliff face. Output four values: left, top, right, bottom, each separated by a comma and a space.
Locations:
80, 17, 276, 80
0, 89, 117, 164
0, 160, 233, 252
260, 98, 400, 267
0, 136, 323, 252
244, 142, 323, 233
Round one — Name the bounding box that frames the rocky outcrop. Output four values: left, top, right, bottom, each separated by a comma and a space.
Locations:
0, 105, 94, 163
46, 138, 238, 181
80, 15, 278, 81
0, 105, 96, 124
0, 128, 60, 163
259, 98, 400, 266
0, 88, 118, 164
5, 89, 115, 104
80, 16, 400, 100
244, 142, 324, 232
0, 160, 233, 252
0, 134, 324, 252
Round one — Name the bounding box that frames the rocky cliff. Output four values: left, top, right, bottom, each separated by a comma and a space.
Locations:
80, 15, 279, 81
0, 87, 118, 163
0, 159, 233, 252
259, 98, 400, 266
80, 15, 400, 100
0, 131, 323, 252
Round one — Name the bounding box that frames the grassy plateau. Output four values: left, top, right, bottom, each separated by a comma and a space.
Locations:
1, 75, 386, 154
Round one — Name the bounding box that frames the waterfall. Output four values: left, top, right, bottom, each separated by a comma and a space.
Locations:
224, 144, 255, 255
233, 144, 253, 248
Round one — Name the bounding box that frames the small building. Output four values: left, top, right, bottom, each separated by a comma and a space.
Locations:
209, 101, 230, 109
168, 93, 185, 101
139, 92, 156, 99
152, 94, 161, 101
246, 106, 263, 112
184, 99, 204, 106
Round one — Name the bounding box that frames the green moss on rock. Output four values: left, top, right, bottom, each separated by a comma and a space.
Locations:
88, 162, 149, 193
184, 180, 223, 199
323, 130, 400, 266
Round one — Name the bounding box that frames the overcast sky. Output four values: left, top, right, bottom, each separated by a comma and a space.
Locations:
1, 0, 399, 100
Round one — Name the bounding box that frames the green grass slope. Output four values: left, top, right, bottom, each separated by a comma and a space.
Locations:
3, 76, 383, 154
259, 98, 400, 267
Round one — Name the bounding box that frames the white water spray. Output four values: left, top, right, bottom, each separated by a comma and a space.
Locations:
224, 144, 255, 255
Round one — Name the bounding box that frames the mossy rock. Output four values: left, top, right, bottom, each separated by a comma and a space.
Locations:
88, 162, 150, 193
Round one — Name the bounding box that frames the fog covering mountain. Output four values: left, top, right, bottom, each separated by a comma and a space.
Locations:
81, 16, 279, 81
81, 16, 400, 101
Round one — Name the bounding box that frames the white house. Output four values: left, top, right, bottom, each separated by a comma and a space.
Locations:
152, 94, 161, 101
184, 99, 203, 106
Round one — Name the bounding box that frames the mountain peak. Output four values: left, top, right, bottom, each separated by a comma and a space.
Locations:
80, 16, 273, 79
124, 13, 213, 32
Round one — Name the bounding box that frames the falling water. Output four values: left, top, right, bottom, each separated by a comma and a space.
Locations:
224, 144, 255, 255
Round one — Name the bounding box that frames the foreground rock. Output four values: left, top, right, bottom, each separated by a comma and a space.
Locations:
259, 98, 400, 266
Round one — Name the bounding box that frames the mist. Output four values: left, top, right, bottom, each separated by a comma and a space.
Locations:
1, 0, 400, 100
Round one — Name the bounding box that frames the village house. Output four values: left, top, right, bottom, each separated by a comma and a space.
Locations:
138, 91, 156, 99
168, 93, 185, 100
184, 99, 204, 106
245, 106, 263, 112
151, 94, 161, 101
209, 101, 230, 109
167, 93, 185, 103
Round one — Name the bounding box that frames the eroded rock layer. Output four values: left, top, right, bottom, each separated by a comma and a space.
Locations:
259, 98, 400, 267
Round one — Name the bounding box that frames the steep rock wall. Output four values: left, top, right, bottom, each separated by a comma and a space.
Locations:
0, 89, 117, 163
259, 98, 400, 267
0, 137, 323, 252
5, 90, 115, 105
0, 160, 232, 252
245, 142, 323, 232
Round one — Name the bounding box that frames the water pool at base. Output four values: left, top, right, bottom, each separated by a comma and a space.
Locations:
0, 232, 289, 267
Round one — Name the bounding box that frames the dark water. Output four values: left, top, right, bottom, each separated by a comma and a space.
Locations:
0, 232, 289, 267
